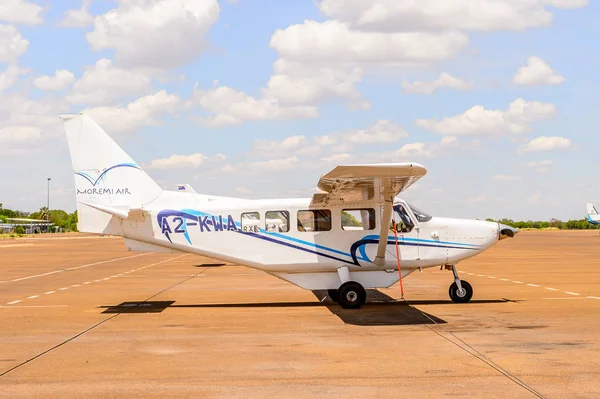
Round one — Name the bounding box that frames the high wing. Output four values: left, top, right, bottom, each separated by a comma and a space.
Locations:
311, 163, 426, 206
312, 163, 427, 266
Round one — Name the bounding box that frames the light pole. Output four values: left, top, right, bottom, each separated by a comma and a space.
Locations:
47, 178, 51, 232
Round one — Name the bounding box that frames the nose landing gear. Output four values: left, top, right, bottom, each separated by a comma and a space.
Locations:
446, 265, 473, 303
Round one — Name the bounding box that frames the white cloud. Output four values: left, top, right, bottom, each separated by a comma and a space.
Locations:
0, 0, 44, 25
147, 153, 226, 169
262, 59, 369, 109
524, 159, 553, 172
520, 136, 572, 152
189, 84, 318, 128
513, 56, 565, 86
235, 186, 251, 194
526, 192, 542, 204
84, 90, 181, 135
440, 136, 459, 147
416, 98, 556, 136
0, 93, 67, 137
253, 135, 308, 157
402, 72, 472, 94
467, 194, 487, 204
0, 125, 41, 145
344, 120, 408, 144
317, 0, 588, 32
0, 25, 29, 64
67, 59, 153, 105
248, 120, 408, 160
321, 153, 352, 163
86, 0, 220, 70
270, 20, 469, 67
0, 66, 27, 91
33, 69, 75, 91
59, 0, 94, 28
493, 174, 522, 181
250, 156, 299, 171
394, 142, 432, 158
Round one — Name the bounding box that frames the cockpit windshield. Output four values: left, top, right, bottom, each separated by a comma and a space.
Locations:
408, 204, 433, 223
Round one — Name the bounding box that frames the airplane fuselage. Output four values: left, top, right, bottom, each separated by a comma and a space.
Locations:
93, 191, 502, 290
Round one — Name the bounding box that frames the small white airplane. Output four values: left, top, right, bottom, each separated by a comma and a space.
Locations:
61, 114, 519, 309
587, 203, 600, 225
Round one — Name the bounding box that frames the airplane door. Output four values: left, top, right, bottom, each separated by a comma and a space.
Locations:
393, 204, 420, 268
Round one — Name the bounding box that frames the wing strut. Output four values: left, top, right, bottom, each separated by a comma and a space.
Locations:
373, 179, 395, 266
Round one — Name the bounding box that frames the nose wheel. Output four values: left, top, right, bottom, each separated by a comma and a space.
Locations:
449, 280, 473, 303
447, 265, 473, 303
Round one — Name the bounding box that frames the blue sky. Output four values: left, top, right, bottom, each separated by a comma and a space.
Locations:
1, 0, 598, 221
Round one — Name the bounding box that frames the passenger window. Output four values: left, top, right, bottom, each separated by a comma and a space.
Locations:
342, 208, 376, 231
265, 211, 290, 233
297, 210, 332, 232
241, 212, 260, 233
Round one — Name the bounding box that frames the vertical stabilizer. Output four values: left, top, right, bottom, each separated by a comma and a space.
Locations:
62, 114, 163, 233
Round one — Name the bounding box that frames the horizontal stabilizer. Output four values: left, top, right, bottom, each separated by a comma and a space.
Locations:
124, 238, 184, 253
79, 201, 129, 218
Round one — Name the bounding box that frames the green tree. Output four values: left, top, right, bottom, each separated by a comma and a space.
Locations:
341, 211, 362, 227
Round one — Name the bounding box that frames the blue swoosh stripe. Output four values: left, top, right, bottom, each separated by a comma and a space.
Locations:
160, 209, 483, 265
75, 163, 141, 187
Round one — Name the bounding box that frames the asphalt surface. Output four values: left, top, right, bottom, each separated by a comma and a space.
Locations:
1, 231, 599, 398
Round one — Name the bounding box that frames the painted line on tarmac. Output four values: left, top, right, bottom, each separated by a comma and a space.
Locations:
4, 254, 189, 305
543, 297, 587, 300
0, 253, 151, 284
461, 271, 595, 300
0, 244, 34, 248
0, 255, 197, 378
0, 305, 69, 309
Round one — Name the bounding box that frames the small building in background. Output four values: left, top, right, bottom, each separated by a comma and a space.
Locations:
0, 218, 55, 234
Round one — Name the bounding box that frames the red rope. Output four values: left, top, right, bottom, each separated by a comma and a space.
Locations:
392, 219, 404, 299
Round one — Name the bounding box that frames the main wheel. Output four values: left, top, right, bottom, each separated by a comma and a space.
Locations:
327, 289, 339, 302
449, 280, 473, 303
337, 282, 367, 309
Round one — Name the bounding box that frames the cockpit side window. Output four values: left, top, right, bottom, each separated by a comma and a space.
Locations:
392, 204, 415, 233
408, 204, 433, 223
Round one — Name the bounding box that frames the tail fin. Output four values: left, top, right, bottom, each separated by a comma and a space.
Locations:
62, 114, 163, 233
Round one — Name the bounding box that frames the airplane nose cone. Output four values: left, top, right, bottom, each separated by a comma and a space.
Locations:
498, 223, 519, 240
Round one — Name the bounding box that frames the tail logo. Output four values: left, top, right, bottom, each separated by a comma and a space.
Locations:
74, 163, 141, 186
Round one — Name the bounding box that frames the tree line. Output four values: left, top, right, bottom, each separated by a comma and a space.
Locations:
0, 203, 78, 232
486, 218, 600, 230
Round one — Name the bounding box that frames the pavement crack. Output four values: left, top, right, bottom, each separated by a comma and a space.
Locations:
402, 298, 547, 399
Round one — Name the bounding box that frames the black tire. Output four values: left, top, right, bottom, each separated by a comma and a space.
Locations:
327, 289, 339, 302
449, 280, 473, 303
338, 282, 367, 309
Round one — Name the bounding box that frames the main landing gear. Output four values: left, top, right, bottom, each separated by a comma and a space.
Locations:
446, 265, 473, 303
328, 282, 367, 309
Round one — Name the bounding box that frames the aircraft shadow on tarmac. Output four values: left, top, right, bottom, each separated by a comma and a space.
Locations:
99, 290, 513, 326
